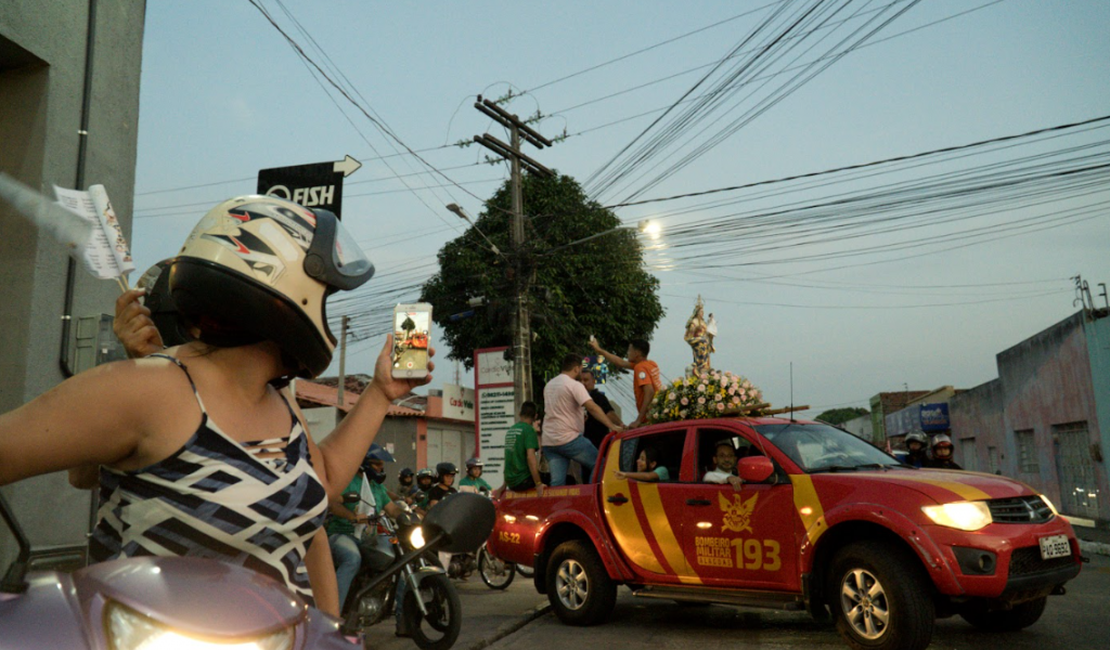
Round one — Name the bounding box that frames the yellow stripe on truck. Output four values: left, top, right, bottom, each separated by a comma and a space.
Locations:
789, 475, 828, 545
636, 483, 702, 585
601, 441, 666, 574
889, 475, 992, 502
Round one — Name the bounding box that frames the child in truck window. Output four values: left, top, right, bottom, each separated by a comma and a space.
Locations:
615, 447, 669, 482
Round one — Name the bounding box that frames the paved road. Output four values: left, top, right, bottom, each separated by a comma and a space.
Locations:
488, 553, 1110, 649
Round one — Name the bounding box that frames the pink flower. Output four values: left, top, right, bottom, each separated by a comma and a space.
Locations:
716, 403, 725, 411
698, 396, 706, 405
732, 396, 740, 404
714, 393, 723, 401
681, 397, 689, 406
697, 384, 706, 392
728, 386, 736, 395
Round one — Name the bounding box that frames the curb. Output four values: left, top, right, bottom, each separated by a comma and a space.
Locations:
462, 602, 551, 650
1078, 539, 1110, 557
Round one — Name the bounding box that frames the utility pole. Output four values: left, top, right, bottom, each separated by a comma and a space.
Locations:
472, 96, 554, 412
336, 315, 349, 411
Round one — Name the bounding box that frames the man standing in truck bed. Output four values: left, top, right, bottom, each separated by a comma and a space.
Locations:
590, 338, 662, 428
542, 353, 624, 486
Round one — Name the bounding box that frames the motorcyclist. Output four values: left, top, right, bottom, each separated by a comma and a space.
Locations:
459, 457, 492, 494
413, 468, 435, 512
389, 467, 416, 504
427, 462, 459, 509
326, 444, 402, 623
904, 430, 930, 468
924, 434, 963, 470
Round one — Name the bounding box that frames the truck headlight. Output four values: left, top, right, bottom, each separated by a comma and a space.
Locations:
107, 603, 292, 650
1038, 494, 1059, 515
409, 526, 426, 549
922, 501, 992, 531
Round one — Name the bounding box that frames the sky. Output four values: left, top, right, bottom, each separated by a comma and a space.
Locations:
130, 0, 1110, 419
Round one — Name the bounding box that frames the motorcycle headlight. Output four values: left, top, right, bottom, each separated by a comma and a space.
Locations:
921, 501, 993, 532
408, 526, 426, 549
107, 603, 293, 650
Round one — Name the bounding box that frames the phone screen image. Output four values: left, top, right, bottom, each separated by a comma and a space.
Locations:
393, 307, 431, 374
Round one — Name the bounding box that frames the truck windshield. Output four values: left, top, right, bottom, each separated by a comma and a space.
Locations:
753, 423, 903, 473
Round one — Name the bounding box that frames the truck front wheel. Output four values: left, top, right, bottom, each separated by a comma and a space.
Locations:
546, 540, 617, 626
829, 540, 934, 650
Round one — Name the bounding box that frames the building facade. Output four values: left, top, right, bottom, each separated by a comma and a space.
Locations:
950, 309, 1109, 523
1, 0, 147, 570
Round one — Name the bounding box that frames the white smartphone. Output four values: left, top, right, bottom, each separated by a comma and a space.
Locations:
392, 303, 433, 379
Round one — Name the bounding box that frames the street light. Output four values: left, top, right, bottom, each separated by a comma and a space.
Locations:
446, 203, 501, 256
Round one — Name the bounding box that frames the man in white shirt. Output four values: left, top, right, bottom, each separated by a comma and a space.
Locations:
703, 440, 744, 491
542, 353, 624, 487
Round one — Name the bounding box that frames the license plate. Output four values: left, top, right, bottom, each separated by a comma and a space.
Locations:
1039, 534, 1070, 560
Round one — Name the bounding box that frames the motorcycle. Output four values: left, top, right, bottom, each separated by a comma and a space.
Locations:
477, 542, 515, 589
0, 490, 494, 650
338, 492, 493, 650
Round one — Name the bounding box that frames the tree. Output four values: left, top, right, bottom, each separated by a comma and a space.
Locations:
815, 407, 869, 426
420, 172, 664, 393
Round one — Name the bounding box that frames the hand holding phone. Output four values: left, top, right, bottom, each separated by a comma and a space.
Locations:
392, 303, 433, 379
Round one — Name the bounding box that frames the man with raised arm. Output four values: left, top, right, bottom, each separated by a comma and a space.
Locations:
589, 338, 662, 428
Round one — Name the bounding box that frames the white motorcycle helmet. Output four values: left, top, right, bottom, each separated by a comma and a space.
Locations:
168, 195, 374, 378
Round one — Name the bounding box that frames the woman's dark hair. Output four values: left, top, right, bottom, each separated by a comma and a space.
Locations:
641, 447, 660, 468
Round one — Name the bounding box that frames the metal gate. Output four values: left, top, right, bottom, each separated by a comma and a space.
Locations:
1054, 422, 1100, 519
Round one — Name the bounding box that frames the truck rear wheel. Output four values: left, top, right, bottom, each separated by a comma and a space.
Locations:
829, 540, 934, 650
959, 596, 1046, 631
546, 540, 616, 626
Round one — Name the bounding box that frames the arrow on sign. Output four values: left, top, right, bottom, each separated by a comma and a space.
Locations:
333, 155, 362, 177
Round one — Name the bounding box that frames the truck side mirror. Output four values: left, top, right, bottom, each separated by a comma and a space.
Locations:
737, 456, 774, 483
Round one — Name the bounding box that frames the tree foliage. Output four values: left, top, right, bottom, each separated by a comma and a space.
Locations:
815, 407, 869, 425
420, 173, 664, 389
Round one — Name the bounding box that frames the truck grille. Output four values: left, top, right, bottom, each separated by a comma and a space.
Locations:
1009, 545, 1075, 576
987, 496, 1054, 524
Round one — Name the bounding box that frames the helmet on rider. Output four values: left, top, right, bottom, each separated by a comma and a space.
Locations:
361, 443, 395, 484
465, 457, 483, 477
416, 468, 434, 484
905, 430, 929, 454
435, 462, 458, 485
398, 467, 415, 484
136, 259, 191, 347
932, 433, 954, 459
167, 196, 374, 380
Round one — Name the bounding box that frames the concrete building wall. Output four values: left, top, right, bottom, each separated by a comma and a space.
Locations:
1084, 312, 1110, 508
841, 413, 873, 441
949, 379, 1004, 475
0, 0, 146, 567
996, 312, 1107, 517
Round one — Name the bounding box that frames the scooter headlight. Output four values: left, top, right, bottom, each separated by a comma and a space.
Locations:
408, 526, 426, 549
107, 602, 292, 650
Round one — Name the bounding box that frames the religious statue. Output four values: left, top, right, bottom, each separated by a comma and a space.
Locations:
684, 296, 713, 376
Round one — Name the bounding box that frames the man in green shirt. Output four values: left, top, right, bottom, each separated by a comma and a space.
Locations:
459, 457, 493, 494
500, 401, 544, 496
326, 445, 402, 613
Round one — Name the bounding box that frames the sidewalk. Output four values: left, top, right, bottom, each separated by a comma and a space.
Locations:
359, 576, 550, 650
1070, 519, 1110, 557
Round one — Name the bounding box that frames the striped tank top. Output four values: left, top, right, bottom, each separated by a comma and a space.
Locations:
89, 355, 328, 601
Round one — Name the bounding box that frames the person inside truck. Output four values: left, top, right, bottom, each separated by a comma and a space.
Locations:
615, 447, 670, 482
703, 440, 744, 491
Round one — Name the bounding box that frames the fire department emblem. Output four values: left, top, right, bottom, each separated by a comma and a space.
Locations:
719, 492, 759, 533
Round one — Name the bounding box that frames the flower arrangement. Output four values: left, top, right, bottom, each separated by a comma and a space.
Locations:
648, 370, 765, 424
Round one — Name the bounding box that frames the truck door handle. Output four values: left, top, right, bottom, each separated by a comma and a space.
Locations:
685, 498, 712, 506
607, 495, 629, 505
